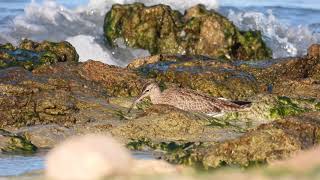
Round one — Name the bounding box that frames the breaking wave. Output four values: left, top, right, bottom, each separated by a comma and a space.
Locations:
226, 9, 320, 58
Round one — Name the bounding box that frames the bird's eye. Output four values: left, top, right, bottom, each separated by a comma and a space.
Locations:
145, 89, 150, 92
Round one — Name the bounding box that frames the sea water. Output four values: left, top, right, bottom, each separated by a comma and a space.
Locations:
0, 0, 320, 176
0, 151, 155, 177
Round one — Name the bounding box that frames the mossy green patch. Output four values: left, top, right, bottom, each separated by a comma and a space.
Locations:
1, 136, 38, 154
270, 96, 309, 119
0, 129, 37, 154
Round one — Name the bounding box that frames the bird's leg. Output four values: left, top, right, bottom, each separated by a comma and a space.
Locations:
127, 102, 136, 113
115, 110, 134, 120
193, 112, 228, 127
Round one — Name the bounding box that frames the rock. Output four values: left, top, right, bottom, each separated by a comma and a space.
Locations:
112, 105, 244, 143
17, 125, 76, 148
0, 129, 37, 154
0, 47, 58, 71
19, 39, 79, 63
308, 44, 320, 59
0, 40, 78, 71
104, 3, 271, 61
127, 55, 162, 69
212, 94, 320, 129
202, 128, 301, 168
122, 96, 320, 167
116, 92, 319, 161
305, 44, 320, 79
272, 78, 320, 99
136, 57, 259, 99
0, 79, 79, 128
129, 54, 320, 99
200, 112, 320, 168
0, 41, 319, 174
78, 60, 145, 97
45, 134, 133, 180
0, 61, 117, 128
271, 145, 320, 173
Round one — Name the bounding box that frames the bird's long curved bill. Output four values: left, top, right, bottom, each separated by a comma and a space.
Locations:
127, 94, 145, 113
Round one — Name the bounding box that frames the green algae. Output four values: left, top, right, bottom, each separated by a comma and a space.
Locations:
0, 129, 37, 154
270, 96, 310, 119
2, 136, 38, 154
234, 31, 272, 60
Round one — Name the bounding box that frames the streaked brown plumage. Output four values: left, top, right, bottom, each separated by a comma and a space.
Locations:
129, 83, 251, 116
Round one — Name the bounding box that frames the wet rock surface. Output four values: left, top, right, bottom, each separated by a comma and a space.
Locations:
0, 40, 78, 71
128, 53, 320, 100
201, 112, 320, 168
104, 4, 271, 61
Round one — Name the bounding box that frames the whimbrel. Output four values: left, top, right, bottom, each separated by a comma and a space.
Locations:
128, 83, 251, 116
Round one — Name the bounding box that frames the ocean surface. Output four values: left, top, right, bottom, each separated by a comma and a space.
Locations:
0, 0, 320, 177
0, 151, 154, 177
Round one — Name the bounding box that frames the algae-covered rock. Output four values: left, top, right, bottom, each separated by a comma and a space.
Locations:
121, 94, 320, 168
19, 39, 79, 63
136, 59, 258, 100
129, 51, 320, 99
0, 47, 58, 70
0, 40, 78, 71
206, 94, 320, 132
78, 60, 145, 97
112, 105, 213, 142
17, 125, 76, 148
308, 44, 320, 59
200, 112, 320, 168
111, 105, 245, 143
0, 82, 79, 128
0, 62, 109, 128
0, 129, 37, 154
127, 138, 205, 167
202, 128, 301, 168
0, 60, 147, 129
104, 3, 271, 61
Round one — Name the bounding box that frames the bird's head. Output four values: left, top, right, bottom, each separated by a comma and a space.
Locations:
128, 83, 161, 113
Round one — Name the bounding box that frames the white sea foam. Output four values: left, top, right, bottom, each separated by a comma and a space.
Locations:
66, 35, 118, 65
80, 0, 219, 13
227, 9, 320, 58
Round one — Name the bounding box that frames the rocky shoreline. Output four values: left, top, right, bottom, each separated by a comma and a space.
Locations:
1, 3, 320, 179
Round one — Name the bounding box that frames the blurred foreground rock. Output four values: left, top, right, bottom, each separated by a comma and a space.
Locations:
45, 134, 181, 180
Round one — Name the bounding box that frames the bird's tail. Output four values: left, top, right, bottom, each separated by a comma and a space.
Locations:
217, 99, 252, 112
231, 101, 252, 108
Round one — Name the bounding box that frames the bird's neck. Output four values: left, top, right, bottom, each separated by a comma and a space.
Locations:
150, 88, 162, 104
